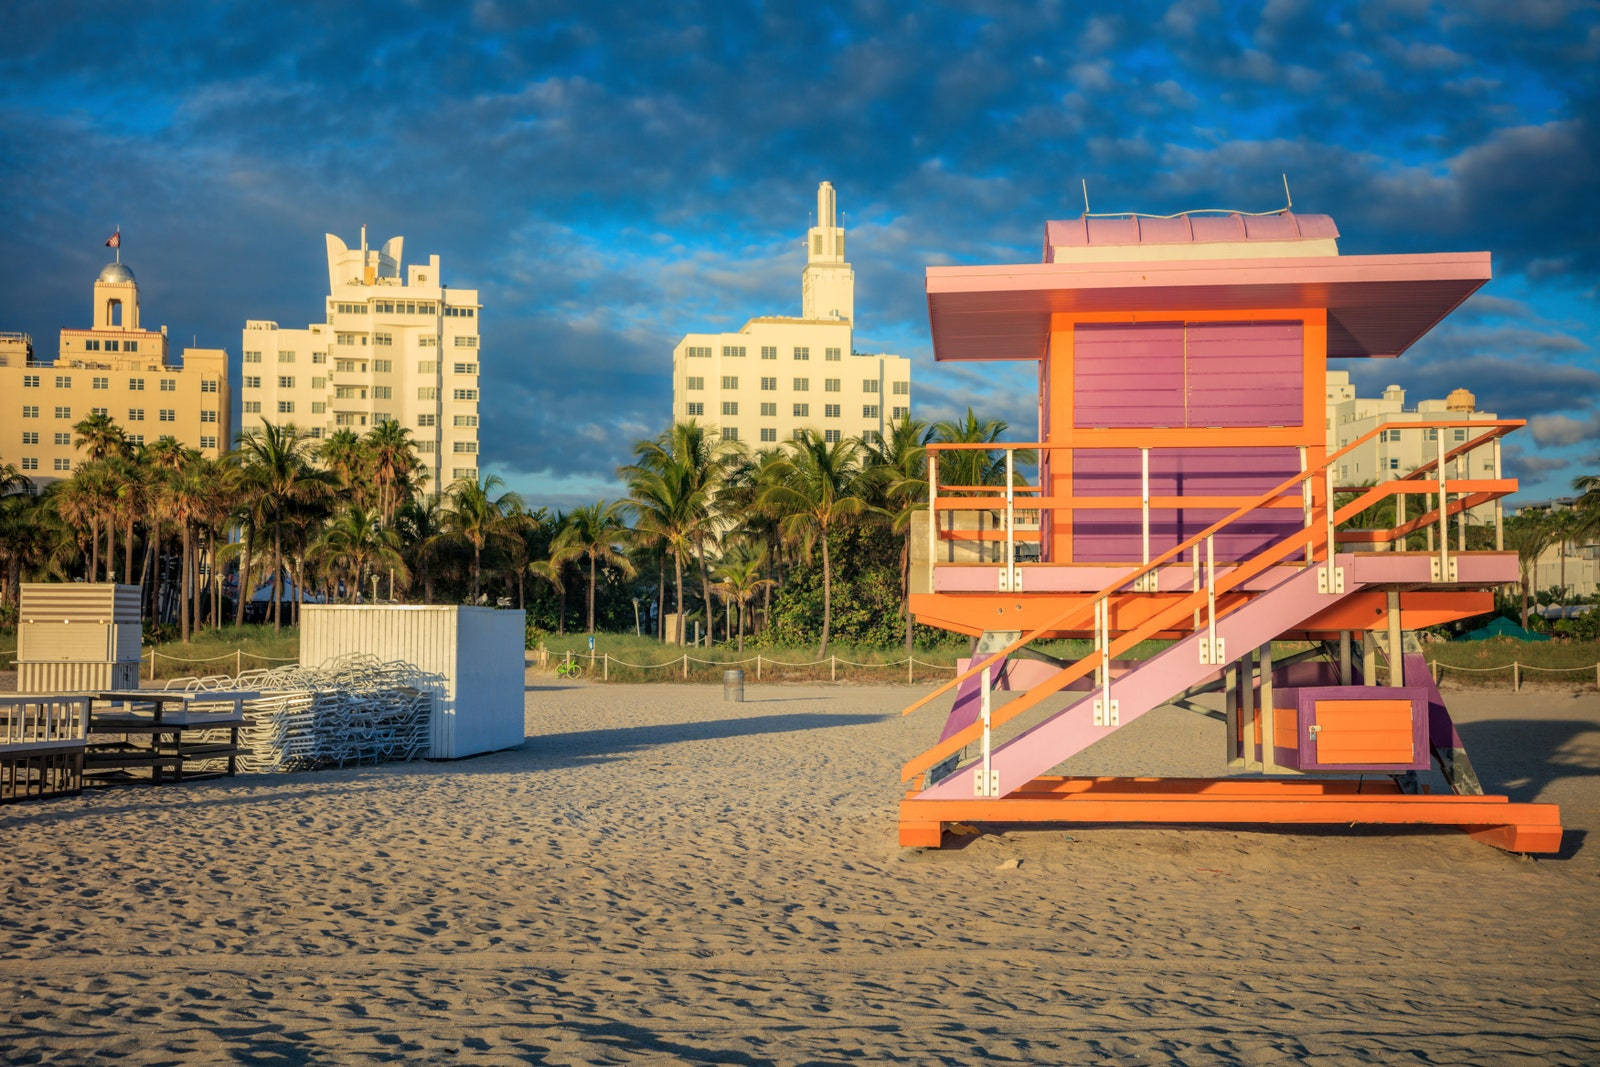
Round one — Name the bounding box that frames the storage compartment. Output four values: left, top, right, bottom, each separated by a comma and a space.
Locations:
1274, 685, 1429, 772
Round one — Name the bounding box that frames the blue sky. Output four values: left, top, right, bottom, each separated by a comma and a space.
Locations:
1, 1, 1596, 506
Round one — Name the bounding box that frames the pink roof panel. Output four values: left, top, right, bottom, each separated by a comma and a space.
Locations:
1044, 211, 1340, 259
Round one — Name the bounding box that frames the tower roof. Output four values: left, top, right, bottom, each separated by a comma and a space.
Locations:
97, 261, 136, 284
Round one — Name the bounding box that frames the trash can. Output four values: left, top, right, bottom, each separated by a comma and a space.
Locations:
723, 668, 745, 702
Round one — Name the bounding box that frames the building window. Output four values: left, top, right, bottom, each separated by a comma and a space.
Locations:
417, 337, 436, 348
22, 406, 39, 418
760, 377, 777, 391
92, 377, 109, 390
129, 378, 144, 391
760, 346, 777, 360
417, 361, 436, 373
201, 380, 219, 393
373, 359, 392, 373
84, 340, 100, 351
722, 401, 739, 416
453, 336, 478, 348
311, 376, 326, 389
55, 375, 71, 388
54, 457, 72, 471
453, 414, 478, 427
686, 377, 704, 390
335, 359, 363, 373
863, 404, 879, 419
686, 402, 705, 416
686, 345, 712, 358
1389, 458, 1399, 470
721, 427, 739, 441
54, 406, 70, 419
22, 375, 39, 388
892, 380, 909, 395
92, 407, 107, 417
200, 411, 217, 423
126, 341, 138, 352
373, 332, 393, 346
452, 468, 478, 481
863, 379, 879, 393
760, 402, 777, 417
825, 404, 840, 418
244, 376, 261, 389
335, 386, 366, 400
453, 389, 477, 401
416, 440, 436, 453
159, 409, 176, 422
159, 378, 176, 392
278, 376, 294, 389
278, 401, 294, 414
373, 386, 392, 399
128, 433, 144, 445
893, 406, 908, 419
824, 378, 840, 393
243, 401, 261, 413
312, 351, 327, 363
20, 457, 38, 470
825, 347, 841, 362
200, 435, 217, 449
311, 401, 326, 413
793, 347, 810, 361
243, 350, 261, 363
864, 430, 882, 445
723, 346, 746, 358
418, 387, 437, 400
760, 427, 777, 443
1453, 429, 1467, 442
279, 351, 296, 363
453, 362, 478, 375
128, 408, 145, 422
105, 340, 119, 352
793, 403, 809, 417
53, 431, 71, 445
825, 429, 841, 443
21, 431, 38, 445
793, 378, 809, 391
453, 441, 478, 454
721, 376, 739, 389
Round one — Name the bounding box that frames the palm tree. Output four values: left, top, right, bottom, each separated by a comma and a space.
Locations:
0, 464, 37, 610
713, 542, 774, 653
315, 506, 408, 602
558, 500, 637, 633
364, 419, 423, 526
932, 408, 1026, 564
73, 412, 130, 463
320, 428, 366, 500
1504, 510, 1561, 631
238, 422, 333, 631
620, 421, 735, 644
867, 415, 932, 654
164, 458, 213, 642
396, 495, 449, 603
759, 430, 878, 657
444, 473, 522, 603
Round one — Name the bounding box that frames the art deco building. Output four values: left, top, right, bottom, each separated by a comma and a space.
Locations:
0, 257, 229, 484
241, 230, 481, 492
671, 182, 911, 448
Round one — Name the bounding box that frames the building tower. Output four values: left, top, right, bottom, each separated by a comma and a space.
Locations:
671, 182, 909, 448
241, 230, 482, 493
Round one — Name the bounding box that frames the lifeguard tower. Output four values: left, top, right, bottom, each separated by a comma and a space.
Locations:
898, 207, 1563, 853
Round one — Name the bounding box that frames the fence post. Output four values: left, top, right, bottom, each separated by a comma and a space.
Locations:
831, 655, 836, 682
683, 653, 688, 680
603, 653, 609, 682
1512, 662, 1519, 692
237, 649, 242, 677
147, 648, 155, 680
908, 657, 913, 684
1431, 659, 1439, 683
756, 654, 762, 681
1596, 663, 1599, 692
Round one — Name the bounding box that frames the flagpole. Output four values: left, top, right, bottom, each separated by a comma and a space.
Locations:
115, 225, 120, 264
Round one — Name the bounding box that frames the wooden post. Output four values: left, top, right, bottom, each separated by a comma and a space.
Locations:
603, 653, 609, 681
1432, 659, 1440, 683
1386, 591, 1403, 687
908, 657, 913, 684
683, 653, 688, 680
236, 649, 242, 677
756, 654, 762, 681
1513, 662, 1519, 692
831, 655, 837, 682
1338, 631, 1352, 686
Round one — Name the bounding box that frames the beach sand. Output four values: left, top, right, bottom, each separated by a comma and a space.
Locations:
1, 676, 1597, 1063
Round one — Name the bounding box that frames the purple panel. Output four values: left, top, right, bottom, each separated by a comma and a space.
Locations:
1293, 686, 1430, 772
938, 654, 1010, 743
1185, 322, 1303, 427
1072, 446, 1301, 563
1073, 323, 1184, 428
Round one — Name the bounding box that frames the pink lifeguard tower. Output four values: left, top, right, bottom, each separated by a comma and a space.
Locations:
898, 207, 1563, 853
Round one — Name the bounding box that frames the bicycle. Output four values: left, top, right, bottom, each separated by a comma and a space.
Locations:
555, 658, 584, 679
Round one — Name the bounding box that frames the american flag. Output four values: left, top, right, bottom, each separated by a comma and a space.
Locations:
105, 231, 121, 248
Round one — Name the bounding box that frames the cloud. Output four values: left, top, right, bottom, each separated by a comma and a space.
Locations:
1529, 411, 1600, 447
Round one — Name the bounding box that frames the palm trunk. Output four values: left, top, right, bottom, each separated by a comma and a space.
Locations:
88, 517, 99, 581
124, 516, 135, 588
587, 554, 597, 633
655, 550, 665, 641
180, 523, 192, 643
695, 540, 714, 645
673, 549, 685, 645
819, 530, 832, 657
105, 521, 115, 583
271, 524, 283, 633
234, 533, 253, 627
471, 543, 481, 602
902, 527, 914, 657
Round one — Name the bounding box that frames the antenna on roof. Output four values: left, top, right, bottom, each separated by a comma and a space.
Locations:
1281, 173, 1293, 211
1081, 179, 1091, 215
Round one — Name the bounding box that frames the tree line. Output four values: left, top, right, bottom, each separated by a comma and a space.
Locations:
0, 410, 1023, 654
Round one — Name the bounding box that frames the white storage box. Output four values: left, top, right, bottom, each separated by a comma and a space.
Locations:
299, 605, 525, 758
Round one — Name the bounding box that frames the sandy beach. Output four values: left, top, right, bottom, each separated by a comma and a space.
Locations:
2, 676, 1598, 1064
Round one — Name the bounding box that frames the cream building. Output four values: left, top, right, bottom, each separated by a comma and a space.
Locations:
1325, 370, 1500, 519
0, 259, 229, 484
241, 230, 481, 492
671, 182, 911, 448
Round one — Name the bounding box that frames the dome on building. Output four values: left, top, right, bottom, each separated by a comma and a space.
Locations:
97, 261, 136, 284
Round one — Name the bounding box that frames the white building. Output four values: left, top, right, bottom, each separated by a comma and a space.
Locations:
241, 230, 481, 492
671, 183, 911, 448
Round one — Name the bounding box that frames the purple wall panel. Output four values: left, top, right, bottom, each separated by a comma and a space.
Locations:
1073, 323, 1184, 428
1186, 322, 1303, 427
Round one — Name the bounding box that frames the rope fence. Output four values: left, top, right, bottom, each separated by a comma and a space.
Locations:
1432, 660, 1600, 691
540, 647, 962, 683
